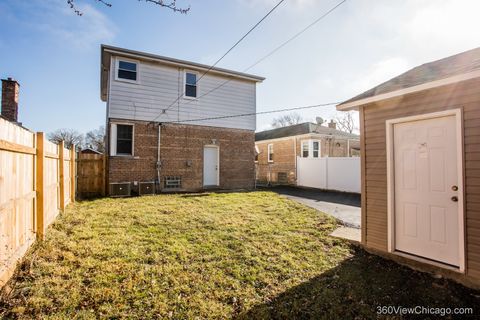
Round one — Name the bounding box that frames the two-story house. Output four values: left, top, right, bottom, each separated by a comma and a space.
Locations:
255, 121, 360, 185
100, 45, 265, 195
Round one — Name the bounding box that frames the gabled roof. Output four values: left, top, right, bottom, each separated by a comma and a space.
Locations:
255, 122, 359, 141
100, 45, 265, 101
338, 47, 480, 110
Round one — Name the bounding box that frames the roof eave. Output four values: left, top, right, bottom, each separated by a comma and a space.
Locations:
101, 44, 265, 83
337, 69, 480, 111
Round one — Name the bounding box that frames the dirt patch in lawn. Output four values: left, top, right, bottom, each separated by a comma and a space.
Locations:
0, 191, 478, 319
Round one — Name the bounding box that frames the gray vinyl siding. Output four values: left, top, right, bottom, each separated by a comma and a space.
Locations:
107, 56, 257, 131
362, 78, 480, 283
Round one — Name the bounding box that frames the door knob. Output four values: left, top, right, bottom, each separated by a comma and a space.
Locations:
451, 196, 458, 202
451, 185, 458, 191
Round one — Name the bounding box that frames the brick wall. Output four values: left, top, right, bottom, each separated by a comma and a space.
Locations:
1, 78, 19, 123
255, 134, 360, 185
108, 120, 255, 192
255, 138, 296, 185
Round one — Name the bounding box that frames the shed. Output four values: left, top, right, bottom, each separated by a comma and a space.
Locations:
337, 47, 480, 288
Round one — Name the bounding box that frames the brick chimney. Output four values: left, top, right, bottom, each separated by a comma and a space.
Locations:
328, 119, 337, 130
1, 78, 20, 123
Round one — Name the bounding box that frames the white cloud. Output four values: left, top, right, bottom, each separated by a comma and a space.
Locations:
38, 2, 116, 50
237, 0, 316, 10
352, 57, 411, 94
404, 0, 480, 59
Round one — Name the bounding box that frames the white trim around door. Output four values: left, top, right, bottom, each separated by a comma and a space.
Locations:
386, 109, 465, 272
203, 145, 220, 187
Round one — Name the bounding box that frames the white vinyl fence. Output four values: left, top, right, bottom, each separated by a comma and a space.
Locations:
296, 157, 360, 193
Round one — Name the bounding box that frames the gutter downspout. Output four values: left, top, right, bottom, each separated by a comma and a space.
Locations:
157, 123, 162, 193
294, 137, 297, 185
347, 139, 350, 157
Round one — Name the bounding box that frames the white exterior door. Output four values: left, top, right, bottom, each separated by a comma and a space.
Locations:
203, 146, 219, 186
393, 115, 460, 266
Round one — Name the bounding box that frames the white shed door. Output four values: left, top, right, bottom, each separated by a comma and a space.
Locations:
203, 146, 219, 186
393, 115, 460, 266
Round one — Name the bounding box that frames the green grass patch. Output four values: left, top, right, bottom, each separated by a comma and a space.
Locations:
0, 191, 478, 319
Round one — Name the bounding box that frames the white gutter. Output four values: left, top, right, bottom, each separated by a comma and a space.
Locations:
337, 69, 480, 111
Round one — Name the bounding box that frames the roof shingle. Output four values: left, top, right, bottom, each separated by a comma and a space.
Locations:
255, 122, 359, 141
339, 47, 480, 106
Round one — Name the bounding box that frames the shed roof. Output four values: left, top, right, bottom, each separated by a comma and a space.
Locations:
338, 47, 480, 110
255, 122, 359, 141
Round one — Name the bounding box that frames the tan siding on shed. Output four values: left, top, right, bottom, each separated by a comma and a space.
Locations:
362, 78, 480, 283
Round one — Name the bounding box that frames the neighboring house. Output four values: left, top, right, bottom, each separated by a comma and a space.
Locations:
100, 45, 264, 194
337, 47, 480, 288
255, 121, 360, 185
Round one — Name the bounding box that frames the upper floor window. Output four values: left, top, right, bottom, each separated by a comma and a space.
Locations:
185, 72, 198, 98
111, 123, 134, 156
302, 141, 309, 158
268, 144, 274, 162
117, 60, 138, 82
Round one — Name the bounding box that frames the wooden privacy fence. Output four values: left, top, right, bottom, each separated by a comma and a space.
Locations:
0, 118, 76, 288
77, 153, 105, 198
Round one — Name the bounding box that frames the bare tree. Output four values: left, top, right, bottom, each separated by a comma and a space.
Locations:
85, 126, 106, 153
48, 129, 84, 149
67, 0, 190, 16
335, 111, 359, 134
271, 112, 303, 128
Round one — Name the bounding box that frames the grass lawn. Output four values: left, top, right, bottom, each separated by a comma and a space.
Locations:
0, 191, 479, 319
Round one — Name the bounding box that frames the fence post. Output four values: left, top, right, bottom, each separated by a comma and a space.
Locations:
70, 145, 76, 203
59, 141, 65, 211
36, 132, 45, 240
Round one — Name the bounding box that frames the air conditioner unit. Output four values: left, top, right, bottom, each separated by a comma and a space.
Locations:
139, 182, 155, 196
109, 182, 131, 197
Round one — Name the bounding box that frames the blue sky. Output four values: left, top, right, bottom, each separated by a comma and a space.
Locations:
1, 0, 479, 133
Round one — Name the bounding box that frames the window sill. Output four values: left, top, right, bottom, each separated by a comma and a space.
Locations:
183, 95, 198, 101
115, 78, 139, 85
110, 155, 139, 159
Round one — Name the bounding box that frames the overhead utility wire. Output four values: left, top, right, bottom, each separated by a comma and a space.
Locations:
155, 0, 348, 121
161, 101, 341, 124
153, 0, 287, 119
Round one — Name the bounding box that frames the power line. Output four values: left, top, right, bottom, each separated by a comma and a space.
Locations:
154, 0, 286, 119
244, 0, 347, 71
160, 101, 341, 124
154, 0, 347, 120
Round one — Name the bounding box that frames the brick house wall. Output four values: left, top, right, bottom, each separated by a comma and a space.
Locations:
108, 120, 255, 192
255, 134, 360, 185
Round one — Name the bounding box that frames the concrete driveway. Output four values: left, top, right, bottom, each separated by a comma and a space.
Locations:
265, 186, 361, 229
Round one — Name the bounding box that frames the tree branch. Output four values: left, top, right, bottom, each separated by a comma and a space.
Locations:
67, 0, 190, 16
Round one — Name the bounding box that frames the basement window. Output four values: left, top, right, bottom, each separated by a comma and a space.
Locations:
164, 176, 182, 189
117, 60, 138, 82
184, 71, 198, 98
110, 123, 134, 156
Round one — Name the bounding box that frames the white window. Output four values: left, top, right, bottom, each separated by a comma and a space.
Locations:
302, 141, 309, 158
116, 59, 138, 83
301, 140, 321, 158
313, 141, 320, 158
110, 123, 134, 156
184, 71, 198, 98
268, 144, 274, 162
